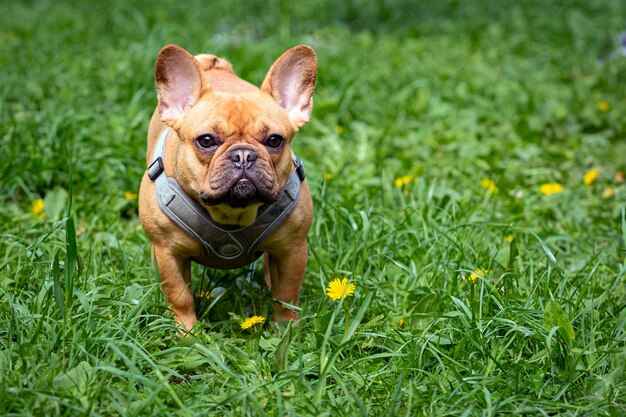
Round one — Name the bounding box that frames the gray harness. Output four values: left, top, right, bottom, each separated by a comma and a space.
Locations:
147, 128, 305, 270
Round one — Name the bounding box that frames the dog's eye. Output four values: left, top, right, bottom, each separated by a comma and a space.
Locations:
196, 134, 217, 149
264, 134, 284, 148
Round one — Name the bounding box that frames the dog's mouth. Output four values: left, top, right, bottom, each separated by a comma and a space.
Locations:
201, 178, 278, 208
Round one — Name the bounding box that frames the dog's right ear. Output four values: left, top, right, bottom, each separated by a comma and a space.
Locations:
155, 45, 203, 130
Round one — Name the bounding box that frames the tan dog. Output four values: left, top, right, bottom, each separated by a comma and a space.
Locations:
138, 45, 317, 330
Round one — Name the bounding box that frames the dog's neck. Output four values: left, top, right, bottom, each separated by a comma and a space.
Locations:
207, 203, 262, 227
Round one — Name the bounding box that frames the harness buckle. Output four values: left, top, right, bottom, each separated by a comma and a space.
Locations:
148, 157, 164, 181
294, 157, 306, 181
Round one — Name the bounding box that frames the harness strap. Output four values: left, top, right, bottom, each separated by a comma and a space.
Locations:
148, 128, 304, 270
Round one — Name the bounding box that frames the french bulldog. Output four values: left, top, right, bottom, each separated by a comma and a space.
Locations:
138, 44, 317, 330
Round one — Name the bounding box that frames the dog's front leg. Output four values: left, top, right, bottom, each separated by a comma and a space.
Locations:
264, 243, 308, 321
153, 244, 197, 330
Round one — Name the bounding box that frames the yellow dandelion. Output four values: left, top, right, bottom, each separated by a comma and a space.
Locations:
31, 198, 45, 219
480, 178, 498, 194
324, 172, 334, 181
394, 175, 415, 187
504, 235, 514, 243
124, 191, 138, 200
398, 318, 405, 327
195, 290, 212, 300
540, 183, 564, 195
468, 269, 492, 284
326, 277, 356, 301
602, 187, 615, 199
583, 169, 600, 186
182, 328, 199, 338
240, 315, 265, 330
597, 101, 609, 112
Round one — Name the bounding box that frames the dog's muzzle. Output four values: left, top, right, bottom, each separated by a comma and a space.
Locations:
228, 179, 259, 207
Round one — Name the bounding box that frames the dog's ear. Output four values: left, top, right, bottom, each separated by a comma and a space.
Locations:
261, 46, 317, 129
155, 45, 203, 129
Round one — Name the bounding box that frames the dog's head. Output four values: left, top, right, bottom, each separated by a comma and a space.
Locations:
154, 45, 316, 226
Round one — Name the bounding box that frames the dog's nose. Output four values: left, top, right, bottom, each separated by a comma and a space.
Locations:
229, 149, 257, 169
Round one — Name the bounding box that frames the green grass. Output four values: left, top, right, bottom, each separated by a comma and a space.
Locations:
1, 0, 626, 415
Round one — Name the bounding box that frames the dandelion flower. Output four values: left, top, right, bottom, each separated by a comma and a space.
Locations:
504, 235, 514, 243
124, 191, 138, 200
540, 183, 564, 195
182, 328, 199, 338
31, 198, 45, 219
324, 172, 334, 181
597, 101, 609, 112
326, 277, 356, 300
195, 290, 212, 300
583, 169, 600, 186
240, 315, 265, 330
394, 175, 415, 187
602, 187, 615, 199
481, 178, 498, 194
468, 269, 492, 284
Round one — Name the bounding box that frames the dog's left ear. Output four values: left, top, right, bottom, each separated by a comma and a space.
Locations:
261, 46, 317, 129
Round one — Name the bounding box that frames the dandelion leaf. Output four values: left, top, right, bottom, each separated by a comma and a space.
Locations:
274, 320, 292, 371
53, 361, 93, 395
44, 186, 68, 221
543, 299, 575, 343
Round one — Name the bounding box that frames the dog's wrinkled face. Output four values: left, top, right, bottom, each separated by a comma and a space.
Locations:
177, 93, 295, 211
154, 45, 316, 225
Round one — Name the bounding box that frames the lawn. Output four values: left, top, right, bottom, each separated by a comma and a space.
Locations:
1, 0, 625, 415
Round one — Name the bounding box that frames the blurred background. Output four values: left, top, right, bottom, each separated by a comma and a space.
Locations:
2, 0, 625, 212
